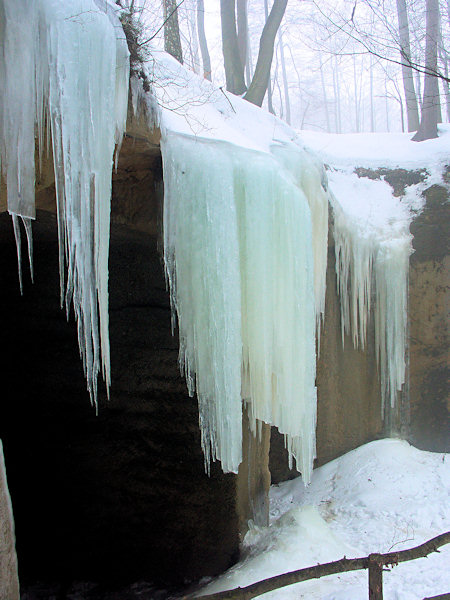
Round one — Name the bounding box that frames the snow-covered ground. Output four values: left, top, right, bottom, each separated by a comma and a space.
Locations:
198, 439, 450, 600
301, 126, 450, 171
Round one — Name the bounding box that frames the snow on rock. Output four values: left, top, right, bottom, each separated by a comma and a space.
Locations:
329, 171, 413, 411
0, 0, 129, 405
300, 128, 450, 415
142, 52, 329, 480
199, 439, 450, 599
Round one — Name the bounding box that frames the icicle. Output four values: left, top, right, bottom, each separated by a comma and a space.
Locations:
0, 0, 130, 406
161, 130, 320, 483
270, 143, 329, 346
236, 151, 317, 484
330, 171, 413, 415
161, 132, 243, 474
375, 238, 411, 412
22, 216, 34, 283
11, 215, 23, 294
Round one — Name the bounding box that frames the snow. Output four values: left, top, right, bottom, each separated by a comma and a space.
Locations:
198, 440, 450, 600
300, 126, 450, 171
142, 52, 329, 480
143, 49, 302, 154
0, 0, 129, 405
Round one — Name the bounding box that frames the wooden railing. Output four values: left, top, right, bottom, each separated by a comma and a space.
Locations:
196, 531, 450, 600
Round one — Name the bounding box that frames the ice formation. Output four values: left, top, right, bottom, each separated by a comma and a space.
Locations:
330, 171, 412, 413
161, 132, 321, 481
151, 55, 329, 482
0, 0, 129, 405
270, 144, 329, 342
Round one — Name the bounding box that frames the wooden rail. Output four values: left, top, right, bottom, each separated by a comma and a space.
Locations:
195, 531, 450, 600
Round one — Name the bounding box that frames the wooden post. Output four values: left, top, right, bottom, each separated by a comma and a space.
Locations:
368, 553, 383, 600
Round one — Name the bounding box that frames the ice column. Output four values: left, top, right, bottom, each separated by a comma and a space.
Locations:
161, 132, 319, 482
162, 133, 243, 474
0, 0, 130, 405
237, 150, 318, 483
271, 143, 329, 341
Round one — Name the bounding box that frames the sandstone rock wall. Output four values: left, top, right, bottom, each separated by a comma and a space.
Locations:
409, 182, 449, 452
0, 440, 20, 600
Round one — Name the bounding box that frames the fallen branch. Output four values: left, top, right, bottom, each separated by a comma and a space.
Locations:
195, 531, 450, 600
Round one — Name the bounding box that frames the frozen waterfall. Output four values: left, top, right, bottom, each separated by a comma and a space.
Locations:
161, 130, 327, 483
0, 0, 129, 405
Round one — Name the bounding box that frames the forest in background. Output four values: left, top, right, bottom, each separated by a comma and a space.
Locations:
117, 0, 450, 140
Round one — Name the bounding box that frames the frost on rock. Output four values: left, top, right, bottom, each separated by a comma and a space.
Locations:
330, 171, 412, 414
0, 0, 130, 405
161, 129, 323, 483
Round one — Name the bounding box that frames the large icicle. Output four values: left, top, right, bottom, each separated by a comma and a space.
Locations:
237, 149, 318, 483
162, 133, 243, 474
330, 171, 412, 413
0, 0, 129, 404
161, 127, 320, 482
271, 143, 329, 341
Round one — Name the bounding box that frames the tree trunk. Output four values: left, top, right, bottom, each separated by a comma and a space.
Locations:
438, 24, 450, 121
163, 0, 183, 64
353, 55, 360, 132
370, 54, 375, 132
244, 0, 288, 107
396, 0, 420, 131
263, 0, 274, 113
197, 0, 211, 80
413, 0, 440, 140
319, 56, 331, 133
220, 0, 247, 95
187, 0, 200, 73
333, 55, 342, 133
278, 29, 291, 124
236, 0, 248, 77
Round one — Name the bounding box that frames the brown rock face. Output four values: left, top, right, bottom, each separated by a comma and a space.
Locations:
0, 441, 20, 600
409, 184, 449, 452
315, 222, 384, 466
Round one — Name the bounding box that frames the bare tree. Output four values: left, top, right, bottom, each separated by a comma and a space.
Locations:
220, 0, 247, 94
278, 28, 291, 124
197, 0, 211, 80
396, 0, 420, 130
263, 0, 275, 113
237, 0, 248, 76
244, 0, 288, 107
163, 0, 183, 64
413, 0, 440, 140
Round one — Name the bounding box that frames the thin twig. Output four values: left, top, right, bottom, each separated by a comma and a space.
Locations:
219, 87, 237, 113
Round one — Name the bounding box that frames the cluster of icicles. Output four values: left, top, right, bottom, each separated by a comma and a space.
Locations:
0, 0, 129, 405
161, 132, 329, 482
1, 0, 409, 484
332, 197, 411, 415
